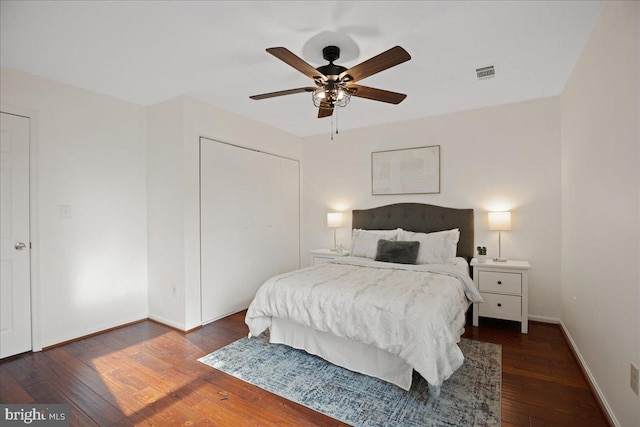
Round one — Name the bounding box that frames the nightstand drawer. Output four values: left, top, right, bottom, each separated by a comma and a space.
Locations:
479, 293, 522, 321
478, 271, 522, 294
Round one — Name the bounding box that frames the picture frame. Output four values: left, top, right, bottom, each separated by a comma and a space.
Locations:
371, 145, 440, 195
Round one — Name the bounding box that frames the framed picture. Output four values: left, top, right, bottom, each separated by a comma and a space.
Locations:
371, 145, 440, 195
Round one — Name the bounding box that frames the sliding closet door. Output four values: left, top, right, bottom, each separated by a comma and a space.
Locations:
200, 138, 299, 323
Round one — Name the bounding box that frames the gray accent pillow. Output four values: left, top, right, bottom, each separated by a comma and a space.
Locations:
375, 239, 420, 265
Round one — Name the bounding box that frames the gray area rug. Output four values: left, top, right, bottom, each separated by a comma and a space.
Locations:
198, 335, 501, 426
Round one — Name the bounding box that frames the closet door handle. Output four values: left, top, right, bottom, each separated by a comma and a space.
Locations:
497, 303, 502, 307
497, 281, 502, 285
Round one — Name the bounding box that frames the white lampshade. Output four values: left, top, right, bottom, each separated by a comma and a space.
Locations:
488, 211, 511, 231
327, 212, 344, 228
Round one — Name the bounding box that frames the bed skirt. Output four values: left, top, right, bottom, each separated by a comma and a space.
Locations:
269, 317, 413, 390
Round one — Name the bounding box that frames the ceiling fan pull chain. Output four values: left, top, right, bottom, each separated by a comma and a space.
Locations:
331, 113, 334, 141
336, 109, 339, 135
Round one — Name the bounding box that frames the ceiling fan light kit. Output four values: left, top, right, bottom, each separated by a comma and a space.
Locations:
312, 82, 351, 108
250, 44, 411, 128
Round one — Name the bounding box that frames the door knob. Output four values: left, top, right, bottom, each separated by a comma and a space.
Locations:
15, 242, 27, 251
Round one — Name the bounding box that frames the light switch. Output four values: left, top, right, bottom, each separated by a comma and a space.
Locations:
59, 205, 72, 220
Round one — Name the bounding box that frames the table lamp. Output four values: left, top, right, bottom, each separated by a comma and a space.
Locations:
488, 211, 511, 262
327, 212, 344, 251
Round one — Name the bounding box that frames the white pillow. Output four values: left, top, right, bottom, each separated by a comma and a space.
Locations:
398, 228, 460, 264
351, 229, 401, 259
364, 228, 403, 237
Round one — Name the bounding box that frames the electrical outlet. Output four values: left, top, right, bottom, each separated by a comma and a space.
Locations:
631, 363, 639, 395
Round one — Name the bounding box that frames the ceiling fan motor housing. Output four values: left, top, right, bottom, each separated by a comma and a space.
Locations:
317, 46, 348, 80
322, 46, 340, 62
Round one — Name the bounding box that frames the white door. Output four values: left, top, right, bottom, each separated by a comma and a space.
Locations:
0, 112, 31, 358
200, 139, 300, 323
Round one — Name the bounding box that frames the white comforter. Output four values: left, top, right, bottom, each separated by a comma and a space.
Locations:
245, 256, 483, 387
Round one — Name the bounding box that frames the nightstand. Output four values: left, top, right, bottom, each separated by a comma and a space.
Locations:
310, 249, 350, 265
471, 258, 531, 334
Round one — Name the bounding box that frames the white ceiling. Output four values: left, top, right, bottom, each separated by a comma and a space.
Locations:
0, 1, 604, 137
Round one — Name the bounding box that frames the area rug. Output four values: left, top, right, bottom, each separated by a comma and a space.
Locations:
198, 335, 501, 426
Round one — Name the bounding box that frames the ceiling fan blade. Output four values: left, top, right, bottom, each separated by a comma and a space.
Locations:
250, 87, 315, 100
318, 103, 334, 118
266, 47, 327, 81
339, 46, 411, 83
347, 84, 407, 104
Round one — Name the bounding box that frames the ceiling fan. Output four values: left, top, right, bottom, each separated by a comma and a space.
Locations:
250, 45, 411, 119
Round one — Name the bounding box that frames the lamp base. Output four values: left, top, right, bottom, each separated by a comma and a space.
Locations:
493, 257, 508, 262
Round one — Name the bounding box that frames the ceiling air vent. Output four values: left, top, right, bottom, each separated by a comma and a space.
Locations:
476, 65, 495, 80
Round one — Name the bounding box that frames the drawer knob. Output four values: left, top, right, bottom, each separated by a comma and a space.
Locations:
497, 303, 502, 307
497, 281, 502, 285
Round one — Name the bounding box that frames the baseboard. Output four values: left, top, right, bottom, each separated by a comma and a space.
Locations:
42, 318, 147, 351
559, 320, 619, 427
147, 314, 186, 332
40, 315, 203, 352
184, 324, 202, 333
528, 314, 561, 324
202, 305, 249, 326
147, 317, 202, 334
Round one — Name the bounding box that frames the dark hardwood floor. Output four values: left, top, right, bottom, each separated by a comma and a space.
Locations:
463, 318, 609, 427
1, 312, 609, 426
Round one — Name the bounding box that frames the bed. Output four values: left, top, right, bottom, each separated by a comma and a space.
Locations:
245, 203, 482, 395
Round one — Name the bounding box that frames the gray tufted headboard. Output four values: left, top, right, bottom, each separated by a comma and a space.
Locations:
352, 203, 475, 260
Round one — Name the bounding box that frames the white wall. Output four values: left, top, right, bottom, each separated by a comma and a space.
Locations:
302, 97, 562, 320
0, 67, 148, 348
147, 96, 302, 331
147, 98, 185, 330
560, 1, 640, 426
